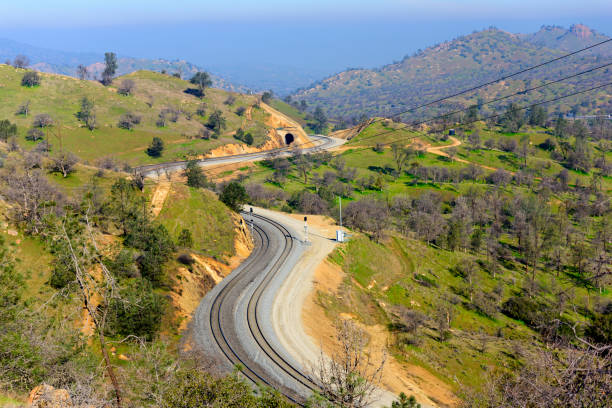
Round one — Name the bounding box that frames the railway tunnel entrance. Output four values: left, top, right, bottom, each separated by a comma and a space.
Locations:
284, 133, 294, 145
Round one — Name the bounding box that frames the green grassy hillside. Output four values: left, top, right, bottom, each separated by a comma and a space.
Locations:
235, 114, 611, 403
0, 65, 272, 166
158, 183, 236, 260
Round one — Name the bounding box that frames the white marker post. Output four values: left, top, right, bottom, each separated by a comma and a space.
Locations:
304, 216, 308, 244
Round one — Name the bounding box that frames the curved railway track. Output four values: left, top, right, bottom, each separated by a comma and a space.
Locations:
197, 212, 319, 405
134, 134, 337, 177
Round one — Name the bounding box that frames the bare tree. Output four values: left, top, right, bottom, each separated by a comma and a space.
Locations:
33, 113, 54, 128
77, 64, 89, 80
49, 151, 79, 178
294, 153, 313, 183
314, 319, 386, 408
16, 100, 30, 116
0, 157, 64, 233
13, 55, 29, 68
117, 79, 135, 96
391, 143, 412, 176
462, 340, 611, 407
131, 170, 145, 191
57, 212, 124, 408
344, 198, 389, 241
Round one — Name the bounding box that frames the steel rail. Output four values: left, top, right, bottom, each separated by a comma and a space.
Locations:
207, 213, 320, 405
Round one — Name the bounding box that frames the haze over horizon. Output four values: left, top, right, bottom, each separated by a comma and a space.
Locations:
1, 1, 611, 93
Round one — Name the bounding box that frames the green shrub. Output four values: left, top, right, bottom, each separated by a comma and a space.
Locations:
146, 136, 164, 157
586, 312, 612, 344
107, 279, 165, 341
162, 370, 292, 408
21, 71, 41, 87
48, 264, 75, 289
184, 160, 208, 188
106, 249, 139, 279
0, 331, 45, 390
124, 219, 175, 285
219, 182, 248, 212
177, 228, 193, 248
501, 296, 548, 327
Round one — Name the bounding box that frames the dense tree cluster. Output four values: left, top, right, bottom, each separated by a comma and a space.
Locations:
234, 128, 254, 145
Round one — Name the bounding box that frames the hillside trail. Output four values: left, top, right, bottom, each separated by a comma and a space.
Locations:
424, 136, 510, 173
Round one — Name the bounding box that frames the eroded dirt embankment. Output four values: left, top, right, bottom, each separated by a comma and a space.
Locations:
206, 101, 312, 158
170, 213, 252, 331
329, 118, 374, 140
303, 258, 458, 408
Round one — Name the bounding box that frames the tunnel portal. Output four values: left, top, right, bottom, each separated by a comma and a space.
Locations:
284, 133, 295, 145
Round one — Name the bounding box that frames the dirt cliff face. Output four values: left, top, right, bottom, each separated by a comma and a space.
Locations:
170, 213, 253, 332
206, 101, 312, 158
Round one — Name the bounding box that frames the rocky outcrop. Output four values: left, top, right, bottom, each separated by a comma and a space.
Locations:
27, 385, 72, 408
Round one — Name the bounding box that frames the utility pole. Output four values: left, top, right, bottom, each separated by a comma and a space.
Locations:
339, 196, 342, 229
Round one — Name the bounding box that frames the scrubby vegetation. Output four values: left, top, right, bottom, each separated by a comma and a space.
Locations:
235, 113, 611, 404
0, 138, 264, 406
0, 65, 272, 166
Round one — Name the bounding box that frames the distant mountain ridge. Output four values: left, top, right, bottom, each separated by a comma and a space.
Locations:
520, 24, 612, 54
292, 24, 612, 120
0, 37, 251, 93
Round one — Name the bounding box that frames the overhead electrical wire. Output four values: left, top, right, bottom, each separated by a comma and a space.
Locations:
367, 38, 612, 122
195, 67, 612, 176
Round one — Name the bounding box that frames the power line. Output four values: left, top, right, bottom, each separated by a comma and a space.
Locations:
351, 62, 612, 146
142, 44, 612, 178
173, 60, 612, 178
201, 80, 612, 178
370, 38, 612, 122
236, 61, 612, 156
328, 81, 612, 159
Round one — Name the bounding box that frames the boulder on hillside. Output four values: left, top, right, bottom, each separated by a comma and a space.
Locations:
27, 385, 72, 408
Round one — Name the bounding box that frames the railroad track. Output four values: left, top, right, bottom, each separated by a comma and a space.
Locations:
204, 212, 319, 405
134, 134, 337, 177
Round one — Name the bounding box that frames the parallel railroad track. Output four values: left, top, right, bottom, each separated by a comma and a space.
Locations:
133, 135, 334, 177
208, 213, 319, 405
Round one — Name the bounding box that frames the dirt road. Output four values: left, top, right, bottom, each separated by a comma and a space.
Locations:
261, 209, 443, 407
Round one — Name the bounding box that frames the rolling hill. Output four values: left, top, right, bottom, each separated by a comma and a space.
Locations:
292, 25, 612, 121
0, 37, 249, 93
0, 65, 275, 166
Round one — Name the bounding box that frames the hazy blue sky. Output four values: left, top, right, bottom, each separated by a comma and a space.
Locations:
1, 1, 611, 92
3, 1, 612, 26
